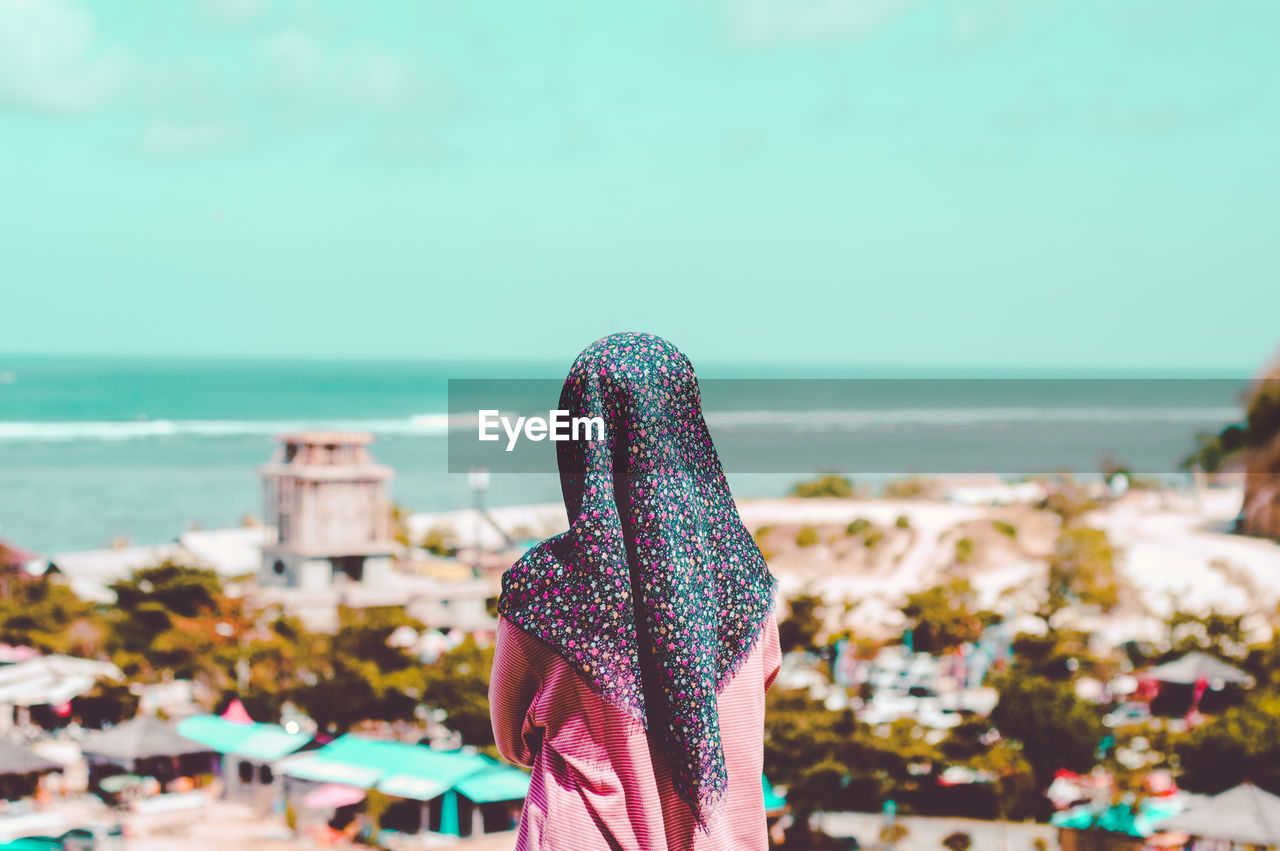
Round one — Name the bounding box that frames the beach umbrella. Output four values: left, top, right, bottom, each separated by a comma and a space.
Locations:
1156, 783, 1280, 845
0, 740, 59, 777
302, 783, 366, 810
1146, 652, 1254, 688
81, 717, 212, 765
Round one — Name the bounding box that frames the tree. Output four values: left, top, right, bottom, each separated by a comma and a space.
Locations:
421, 637, 496, 751
942, 832, 972, 851
794, 526, 820, 548
106, 562, 242, 683
901, 580, 984, 654
778, 594, 823, 652
291, 606, 428, 732
1175, 696, 1280, 794
791, 474, 855, 499
1164, 610, 1247, 661
1046, 526, 1122, 613
988, 672, 1104, 813
0, 576, 103, 656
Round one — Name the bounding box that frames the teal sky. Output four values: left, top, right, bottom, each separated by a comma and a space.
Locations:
2, 0, 1277, 371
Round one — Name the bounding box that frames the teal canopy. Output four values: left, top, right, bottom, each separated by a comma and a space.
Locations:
177, 715, 311, 762
1050, 798, 1181, 838
278, 735, 530, 805
762, 775, 786, 813
455, 763, 532, 804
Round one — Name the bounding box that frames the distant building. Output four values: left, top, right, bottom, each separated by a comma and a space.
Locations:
258, 432, 398, 591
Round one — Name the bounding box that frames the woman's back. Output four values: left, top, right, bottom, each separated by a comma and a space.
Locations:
490, 611, 782, 851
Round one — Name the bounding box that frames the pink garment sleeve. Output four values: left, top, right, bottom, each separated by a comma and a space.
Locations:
762, 611, 782, 693
489, 617, 543, 769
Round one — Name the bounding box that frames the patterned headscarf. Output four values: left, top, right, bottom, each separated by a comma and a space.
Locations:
498, 332, 778, 828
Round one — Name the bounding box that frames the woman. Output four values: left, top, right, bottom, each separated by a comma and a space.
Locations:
490, 332, 781, 850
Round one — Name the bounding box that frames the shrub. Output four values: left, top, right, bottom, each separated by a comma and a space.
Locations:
795, 526, 820, 547
955, 537, 974, 564
895, 515, 911, 530
791, 474, 855, 499
993, 520, 1018, 539
846, 518, 871, 536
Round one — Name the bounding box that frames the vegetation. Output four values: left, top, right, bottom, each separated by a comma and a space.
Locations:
988, 672, 1105, 815
778, 594, 824, 653
883, 476, 931, 499
753, 525, 776, 561
420, 526, 458, 557
791, 474, 855, 499
900, 579, 987, 654
1183, 369, 1280, 473
1046, 526, 1122, 614
795, 526, 820, 548
845, 518, 871, 536
0, 576, 102, 656
1175, 695, 1280, 794
992, 520, 1017, 539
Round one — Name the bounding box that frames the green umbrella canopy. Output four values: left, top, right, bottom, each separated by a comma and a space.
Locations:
0, 839, 63, 851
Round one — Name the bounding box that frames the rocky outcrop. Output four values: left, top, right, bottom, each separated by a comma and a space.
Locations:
1240, 366, 1280, 540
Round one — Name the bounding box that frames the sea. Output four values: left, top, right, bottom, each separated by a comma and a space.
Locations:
0, 357, 1251, 554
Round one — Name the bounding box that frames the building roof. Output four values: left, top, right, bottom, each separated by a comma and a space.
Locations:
276, 734, 530, 804
178, 527, 273, 578
81, 716, 213, 764
0, 740, 60, 777
47, 544, 185, 604
1157, 783, 1280, 844
1146, 651, 1255, 686
0, 655, 122, 707
176, 714, 311, 763
763, 775, 787, 813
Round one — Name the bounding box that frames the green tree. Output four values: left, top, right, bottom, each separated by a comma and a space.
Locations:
846, 518, 871, 536
422, 637, 497, 752
292, 606, 428, 732
791, 474, 855, 499
778, 594, 823, 652
901, 580, 985, 654
1046, 527, 1121, 613
0, 576, 103, 656
1163, 610, 1247, 661
106, 562, 241, 683
988, 672, 1104, 812
1175, 696, 1280, 794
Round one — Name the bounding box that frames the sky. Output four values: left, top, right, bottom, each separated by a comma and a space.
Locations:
1, 0, 1278, 371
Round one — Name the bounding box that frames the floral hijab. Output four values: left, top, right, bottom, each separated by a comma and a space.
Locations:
497, 332, 778, 828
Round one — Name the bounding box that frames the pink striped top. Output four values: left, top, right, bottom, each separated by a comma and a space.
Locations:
489, 612, 782, 851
